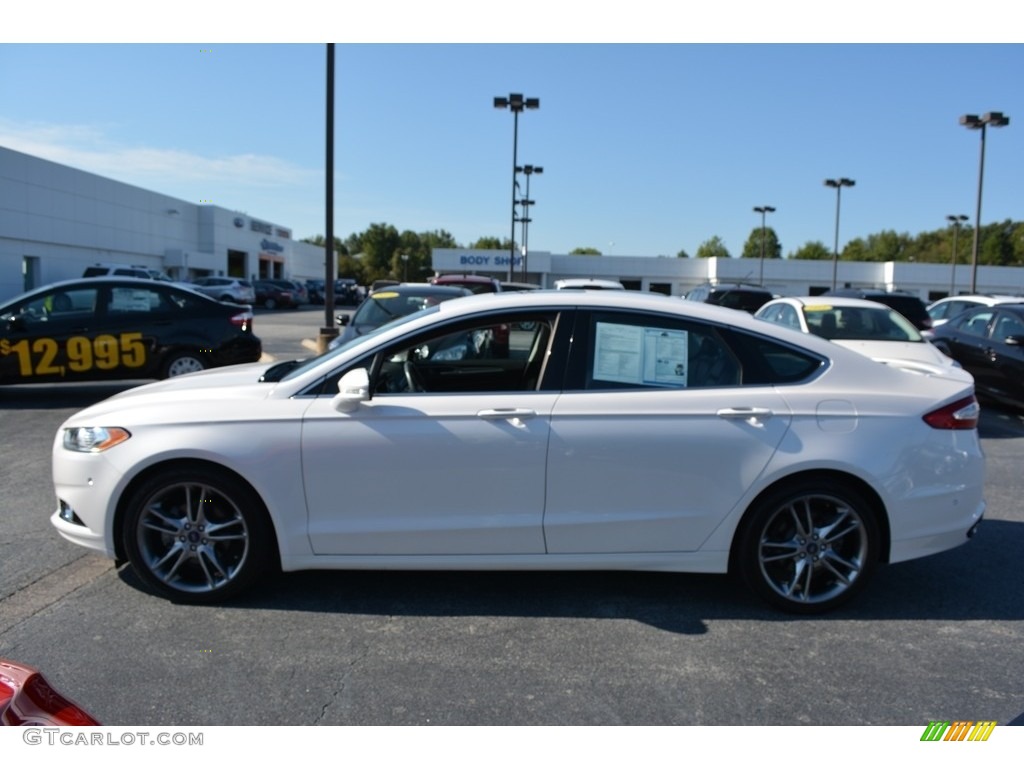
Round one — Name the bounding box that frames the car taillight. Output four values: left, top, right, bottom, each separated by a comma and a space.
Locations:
923, 395, 979, 430
230, 310, 253, 331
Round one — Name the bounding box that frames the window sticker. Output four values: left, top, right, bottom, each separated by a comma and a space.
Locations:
593, 322, 689, 387
110, 288, 153, 312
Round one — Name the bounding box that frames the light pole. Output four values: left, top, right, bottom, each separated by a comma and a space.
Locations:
516, 164, 543, 281
946, 214, 968, 296
494, 93, 540, 281
400, 253, 409, 282
824, 178, 855, 290
753, 205, 775, 286
960, 111, 1010, 293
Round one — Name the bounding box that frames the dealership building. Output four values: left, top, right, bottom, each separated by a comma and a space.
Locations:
3, 145, 1023, 305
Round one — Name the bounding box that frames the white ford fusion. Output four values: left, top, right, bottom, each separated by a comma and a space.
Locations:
755, 296, 966, 377
51, 291, 985, 613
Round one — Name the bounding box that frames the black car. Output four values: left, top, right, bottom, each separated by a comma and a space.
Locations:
824, 288, 931, 331
684, 282, 774, 313
328, 283, 472, 349
0, 278, 261, 383
253, 280, 297, 309
928, 303, 1024, 411
261, 279, 309, 305
334, 278, 362, 305
305, 279, 326, 304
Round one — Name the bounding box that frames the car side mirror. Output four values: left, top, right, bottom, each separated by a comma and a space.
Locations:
6, 315, 25, 332
331, 367, 370, 413
335, 314, 350, 326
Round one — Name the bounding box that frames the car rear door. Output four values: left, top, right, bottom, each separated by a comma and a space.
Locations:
543, 309, 793, 554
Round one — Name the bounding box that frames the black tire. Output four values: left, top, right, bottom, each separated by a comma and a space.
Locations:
735, 478, 879, 614
162, 351, 207, 378
264, 297, 277, 310
121, 466, 273, 603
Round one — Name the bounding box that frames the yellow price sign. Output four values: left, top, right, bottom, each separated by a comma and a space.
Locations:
0, 332, 147, 378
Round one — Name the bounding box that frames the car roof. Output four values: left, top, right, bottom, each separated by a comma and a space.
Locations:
0, 277, 215, 310
432, 274, 497, 283
554, 279, 626, 291
371, 283, 472, 297
765, 296, 895, 310
929, 294, 1023, 306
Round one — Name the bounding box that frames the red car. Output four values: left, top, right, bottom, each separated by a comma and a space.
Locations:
1, 659, 100, 725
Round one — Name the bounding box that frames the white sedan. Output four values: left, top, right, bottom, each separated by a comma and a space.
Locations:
755, 296, 967, 378
51, 291, 985, 613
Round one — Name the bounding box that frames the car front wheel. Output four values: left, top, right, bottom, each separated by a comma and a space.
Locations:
736, 479, 879, 614
122, 466, 272, 603
162, 351, 206, 378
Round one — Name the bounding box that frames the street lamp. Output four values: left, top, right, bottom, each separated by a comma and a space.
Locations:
753, 205, 776, 286
494, 93, 540, 281
946, 214, 968, 296
400, 253, 409, 282
516, 164, 543, 281
960, 111, 1010, 293
824, 178, 855, 290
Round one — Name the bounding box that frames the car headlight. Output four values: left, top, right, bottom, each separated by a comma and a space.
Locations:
63, 427, 131, 453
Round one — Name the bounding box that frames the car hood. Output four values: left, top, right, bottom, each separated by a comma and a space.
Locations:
63, 362, 277, 424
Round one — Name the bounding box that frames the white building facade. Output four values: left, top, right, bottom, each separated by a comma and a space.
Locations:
431, 248, 1024, 303
4, 145, 1023, 305
1, 146, 326, 302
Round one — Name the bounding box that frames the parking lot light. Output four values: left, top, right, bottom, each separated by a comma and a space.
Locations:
494, 94, 540, 281
960, 112, 1010, 293
753, 205, 776, 286
946, 214, 969, 295
824, 178, 855, 290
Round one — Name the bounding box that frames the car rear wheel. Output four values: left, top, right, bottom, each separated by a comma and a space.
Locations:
162, 351, 206, 378
736, 479, 879, 613
264, 298, 277, 310
122, 466, 272, 603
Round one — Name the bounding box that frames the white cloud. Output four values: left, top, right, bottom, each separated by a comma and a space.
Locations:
0, 119, 318, 190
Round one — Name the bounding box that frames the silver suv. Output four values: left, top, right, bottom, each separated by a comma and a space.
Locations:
189, 277, 256, 304
83, 263, 173, 281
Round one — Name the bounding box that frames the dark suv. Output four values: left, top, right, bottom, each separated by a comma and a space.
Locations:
684, 283, 774, 314
824, 288, 931, 331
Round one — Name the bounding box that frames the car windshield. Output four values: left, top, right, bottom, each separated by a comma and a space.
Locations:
352, 290, 455, 326
279, 303, 443, 382
803, 305, 922, 342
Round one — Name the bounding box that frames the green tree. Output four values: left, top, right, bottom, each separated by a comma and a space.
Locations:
979, 220, 1016, 266
469, 236, 506, 249
790, 241, 831, 260
570, 247, 603, 255
357, 223, 403, 282
695, 236, 730, 259
740, 227, 782, 260
676, 248, 690, 259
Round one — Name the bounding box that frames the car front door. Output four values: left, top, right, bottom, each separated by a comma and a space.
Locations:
301, 311, 562, 555
0, 285, 102, 383
974, 309, 1024, 405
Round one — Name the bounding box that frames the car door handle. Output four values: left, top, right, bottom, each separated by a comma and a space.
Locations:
717, 407, 774, 424
477, 408, 537, 428
477, 408, 537, 420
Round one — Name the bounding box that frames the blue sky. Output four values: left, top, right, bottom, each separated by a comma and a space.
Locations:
3, 7, 1022, 261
